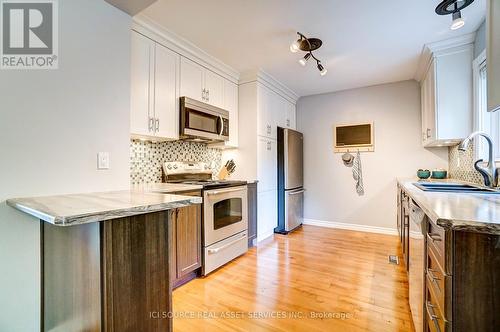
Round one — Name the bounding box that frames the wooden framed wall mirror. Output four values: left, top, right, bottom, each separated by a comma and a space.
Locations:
333, 122, 374, 153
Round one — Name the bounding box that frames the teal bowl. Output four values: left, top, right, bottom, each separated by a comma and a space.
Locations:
417, 169, 431, 179
431, 169, 448, 179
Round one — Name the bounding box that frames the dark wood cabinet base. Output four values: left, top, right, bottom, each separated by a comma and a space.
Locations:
41, 211, 173, 332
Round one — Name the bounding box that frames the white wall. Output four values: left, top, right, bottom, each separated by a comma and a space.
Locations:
0, 1, 131, 330
297, 80, 448, 231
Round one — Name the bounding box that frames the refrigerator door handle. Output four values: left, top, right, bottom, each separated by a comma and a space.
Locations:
288, 189, 306, 195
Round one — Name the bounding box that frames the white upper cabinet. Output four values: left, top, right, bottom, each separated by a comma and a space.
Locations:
209, 79, 239, 149
286, 101, 296, 129
180, 57, 204, 102
421, 43, 473, 147
131, 31, 180, 140
130, 31, 154, 137
223, 80, 239, 147
257, 84, 297, 139
204, 70, 225, 109
154, 43, 180, 140
180, 56, 225, 109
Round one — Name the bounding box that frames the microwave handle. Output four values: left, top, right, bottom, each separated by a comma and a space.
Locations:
218, 115, 224, 136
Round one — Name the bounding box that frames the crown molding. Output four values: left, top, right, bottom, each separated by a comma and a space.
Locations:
239, 69, 300, 104
132, 14, 240, 84
414, 32, 476, 82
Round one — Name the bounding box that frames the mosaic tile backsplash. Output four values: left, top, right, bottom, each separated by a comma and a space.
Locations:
130, 139, 222, 184
448, 143, 486, 186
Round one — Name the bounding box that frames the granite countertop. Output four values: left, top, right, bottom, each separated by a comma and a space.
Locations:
398, 178, 500, 234
131, 183, 203, 193
7, 191, 202, 226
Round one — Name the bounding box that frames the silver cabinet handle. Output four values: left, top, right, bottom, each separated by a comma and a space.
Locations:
426, 128, 431, 138
429, 233, 442, 242
286, 119, 290, 127
426, 301, 441, 332
148, 117, 154, 132
202, 89, 206, 101
289, 189, 305, 195
266, 141, 271, 150
266, 124, 271, 134
206, 89, 210, 102
428, 268, 441, 282
155, 118, 159, 132
207, 233, 246, 254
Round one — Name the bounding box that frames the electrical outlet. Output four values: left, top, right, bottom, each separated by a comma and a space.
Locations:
97, 152, 110, 170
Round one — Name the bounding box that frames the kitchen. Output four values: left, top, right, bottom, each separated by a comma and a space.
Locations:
0, 0, 499, 331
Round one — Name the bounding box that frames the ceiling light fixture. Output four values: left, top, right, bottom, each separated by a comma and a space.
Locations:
299, 53, 311, 66
435, 0, 475, 31
290, 32, 327, 76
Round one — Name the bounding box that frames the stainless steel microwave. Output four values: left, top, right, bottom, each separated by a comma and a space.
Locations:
180, 97, 229, 142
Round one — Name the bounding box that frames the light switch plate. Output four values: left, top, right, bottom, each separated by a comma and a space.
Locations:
97, 152, 110, 170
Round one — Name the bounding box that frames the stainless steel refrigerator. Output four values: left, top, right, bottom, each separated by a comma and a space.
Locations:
275, 127, 304, 234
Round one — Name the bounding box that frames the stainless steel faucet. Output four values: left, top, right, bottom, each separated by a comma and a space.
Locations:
458, 131, 498, 187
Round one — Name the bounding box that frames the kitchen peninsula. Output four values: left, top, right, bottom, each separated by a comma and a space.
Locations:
7, 190, 202, 332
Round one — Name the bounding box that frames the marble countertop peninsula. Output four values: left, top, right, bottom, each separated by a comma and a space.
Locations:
398, 178, 500, 234
7, 191, 202, 226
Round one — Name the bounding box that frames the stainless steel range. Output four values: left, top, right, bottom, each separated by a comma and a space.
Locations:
163, 162, 248, 275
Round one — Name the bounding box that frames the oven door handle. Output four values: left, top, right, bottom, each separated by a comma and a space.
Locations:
206, 187, 245, 195
207, 233, 246, 254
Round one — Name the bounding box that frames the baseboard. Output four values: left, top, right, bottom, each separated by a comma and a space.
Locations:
257, 229, 275, 243
303, 219, 398, 236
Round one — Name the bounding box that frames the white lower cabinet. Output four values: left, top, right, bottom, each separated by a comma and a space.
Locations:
257, 137, 277, 193
257, 190, 277, 241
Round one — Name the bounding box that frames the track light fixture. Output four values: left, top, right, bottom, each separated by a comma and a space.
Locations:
290, 32, 326, 76
435, 0, 475, 30
299, 53, 311, 66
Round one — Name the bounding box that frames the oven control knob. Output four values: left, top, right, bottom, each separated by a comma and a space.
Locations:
174, 165, 178, 169
167, 164, 172, 170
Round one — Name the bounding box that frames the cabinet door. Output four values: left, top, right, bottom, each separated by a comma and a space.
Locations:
154, 43, 180, 140
204, 70, 225, 108
257, 85, 274, 138
287, 101, 296, 129
130, 31, 154, 137
175, 203, 202, 278
224, 80, 239, 147
424, 60, 437, 145
257, 137, 277, 192
257, 190, 277, 241
421, 76, 427, 145
180, 57, 204, 102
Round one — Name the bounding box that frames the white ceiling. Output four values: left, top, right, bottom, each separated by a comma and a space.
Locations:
140, 0, 486, 97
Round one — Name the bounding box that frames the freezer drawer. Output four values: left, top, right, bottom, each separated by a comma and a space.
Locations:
203, 230, 248, 275
285, 188, 304, 231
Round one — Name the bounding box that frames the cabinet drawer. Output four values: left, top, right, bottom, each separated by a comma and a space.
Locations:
427, 247, 452, 320
426, 278, 450, 332
427, 220, 446, 270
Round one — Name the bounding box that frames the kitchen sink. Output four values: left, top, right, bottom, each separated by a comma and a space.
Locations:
413, 182, 500, 194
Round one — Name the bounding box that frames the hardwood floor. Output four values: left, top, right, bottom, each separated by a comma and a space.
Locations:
173, 225, 414, 332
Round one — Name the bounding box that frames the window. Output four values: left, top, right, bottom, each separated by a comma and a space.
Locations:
473, 51, 500, 161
